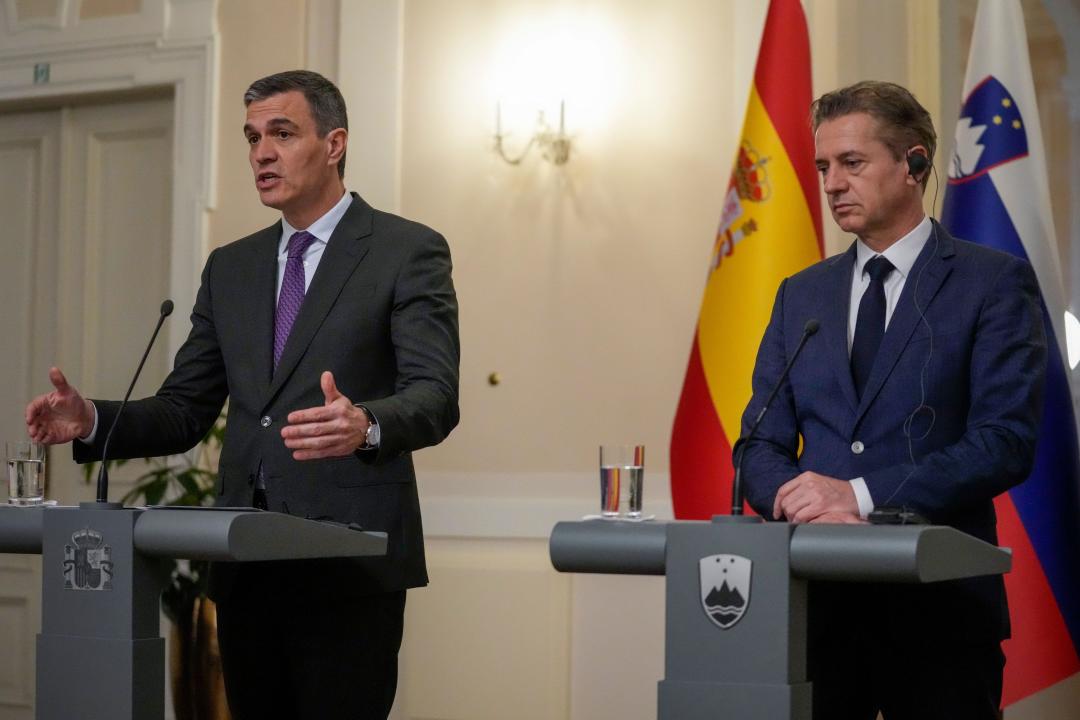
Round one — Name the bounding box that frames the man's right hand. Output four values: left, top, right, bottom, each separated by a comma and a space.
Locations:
25, 367, 95, 445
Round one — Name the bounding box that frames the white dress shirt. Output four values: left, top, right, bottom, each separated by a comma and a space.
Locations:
276, 190, 351, 297
847, 216, 932, 516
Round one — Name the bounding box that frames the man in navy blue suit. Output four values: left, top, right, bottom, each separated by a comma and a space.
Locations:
740, 81, 1046, 719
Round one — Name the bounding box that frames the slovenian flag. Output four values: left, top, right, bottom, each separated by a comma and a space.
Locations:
669, 0, 822, 519
941, 0, 1080, 706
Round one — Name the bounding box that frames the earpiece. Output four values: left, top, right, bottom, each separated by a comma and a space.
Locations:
883, 221, 939, 509
907, 150, 930, 179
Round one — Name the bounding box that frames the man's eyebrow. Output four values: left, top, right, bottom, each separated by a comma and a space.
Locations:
816, 150, 864, 164
242, 117, 300, 135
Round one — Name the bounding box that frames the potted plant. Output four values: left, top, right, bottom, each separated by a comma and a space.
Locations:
83, 414, 229, 720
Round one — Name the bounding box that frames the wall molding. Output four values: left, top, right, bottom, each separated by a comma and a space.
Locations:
336, 0, 403, 214
0, 0, 217, 359
416, 470, 675, 538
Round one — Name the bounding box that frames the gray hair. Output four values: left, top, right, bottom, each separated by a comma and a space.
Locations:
244, 70, 348, 178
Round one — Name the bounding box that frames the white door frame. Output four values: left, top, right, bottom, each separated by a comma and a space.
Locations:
0, 0, 217, 358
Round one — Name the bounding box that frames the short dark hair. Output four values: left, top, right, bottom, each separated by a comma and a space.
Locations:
244, 70, 348, 178
810, 80, 936, 188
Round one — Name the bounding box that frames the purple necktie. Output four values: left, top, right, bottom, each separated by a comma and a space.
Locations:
274, 231, 317, 368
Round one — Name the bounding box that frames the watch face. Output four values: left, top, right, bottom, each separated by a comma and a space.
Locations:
353, 403, 377, 449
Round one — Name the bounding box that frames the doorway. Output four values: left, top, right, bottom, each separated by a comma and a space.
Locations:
0, 90, 174, 719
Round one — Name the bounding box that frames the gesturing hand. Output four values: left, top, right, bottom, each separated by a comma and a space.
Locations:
25, 367, 96, 445
281, 371, 371, 460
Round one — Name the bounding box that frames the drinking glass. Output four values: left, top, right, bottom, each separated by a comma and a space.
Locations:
7, 441, 46, 505
599, 445, 644, 518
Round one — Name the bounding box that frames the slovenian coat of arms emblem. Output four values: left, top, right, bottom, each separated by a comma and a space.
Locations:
699, 554, 751, 629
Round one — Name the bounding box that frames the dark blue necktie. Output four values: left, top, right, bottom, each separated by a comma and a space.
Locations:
851, 256, 895, 398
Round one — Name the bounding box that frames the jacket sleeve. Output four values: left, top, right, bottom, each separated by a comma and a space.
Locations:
358, 229, 460, 463
738, 278, 803, 516
74, 248, 230, 463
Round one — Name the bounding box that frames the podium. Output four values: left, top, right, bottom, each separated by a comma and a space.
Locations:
0, 503, 388, 720
549, 518, 1012, 720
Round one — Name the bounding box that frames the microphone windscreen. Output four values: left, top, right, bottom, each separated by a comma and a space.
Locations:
804, 318, 820, 336
160, 299, 175, 317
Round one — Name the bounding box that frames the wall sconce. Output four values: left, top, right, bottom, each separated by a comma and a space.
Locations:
493, 100, 571, 166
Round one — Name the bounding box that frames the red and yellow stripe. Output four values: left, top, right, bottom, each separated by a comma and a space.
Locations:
671, 0, 822, 519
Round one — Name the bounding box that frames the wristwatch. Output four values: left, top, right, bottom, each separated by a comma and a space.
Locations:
355, 404, 376, 450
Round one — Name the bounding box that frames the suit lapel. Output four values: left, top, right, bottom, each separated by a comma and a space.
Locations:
246, 223, 280, 398
825, 245, 860, 414
266, 194, 374, 403
853, 222, 955, 426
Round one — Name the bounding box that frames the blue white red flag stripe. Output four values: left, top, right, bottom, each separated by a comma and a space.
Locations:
941, 0, 1080, 705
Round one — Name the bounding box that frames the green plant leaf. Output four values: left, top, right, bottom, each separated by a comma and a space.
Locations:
176, 472, 199, 496
144, 481, 166, 506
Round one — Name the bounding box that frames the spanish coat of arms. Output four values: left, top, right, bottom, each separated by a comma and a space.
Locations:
63, 527, 114, 591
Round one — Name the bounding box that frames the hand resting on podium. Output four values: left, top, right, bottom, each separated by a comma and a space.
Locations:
773, 470, 862, 523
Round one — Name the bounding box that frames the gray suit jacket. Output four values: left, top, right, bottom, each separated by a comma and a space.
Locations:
77, 193, 460, 595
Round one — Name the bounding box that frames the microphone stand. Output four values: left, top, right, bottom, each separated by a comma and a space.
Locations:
91, 299, 174, 507
725, 319, 819, 520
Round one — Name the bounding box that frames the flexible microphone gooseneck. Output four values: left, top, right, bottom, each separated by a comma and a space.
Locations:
95, 299, 174, 504
730, 318, 819, 515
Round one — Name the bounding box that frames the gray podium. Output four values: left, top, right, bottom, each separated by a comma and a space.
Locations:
549, 518, 1012, 720
0, 502, 388, 720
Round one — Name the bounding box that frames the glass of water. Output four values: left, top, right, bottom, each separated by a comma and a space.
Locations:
7, 441, 46, 505
599, 445, 644, 518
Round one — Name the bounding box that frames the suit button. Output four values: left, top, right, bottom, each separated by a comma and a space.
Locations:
260, 416, 272, 428
851, 441, 865, 455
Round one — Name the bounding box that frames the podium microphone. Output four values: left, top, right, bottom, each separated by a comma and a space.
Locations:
730, 318, 819, 516
95, 299, 174, 504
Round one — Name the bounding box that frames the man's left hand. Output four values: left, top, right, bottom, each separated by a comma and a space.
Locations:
809, 511, 867, 525
773, 471, 859, 523
282, 371, 370, 460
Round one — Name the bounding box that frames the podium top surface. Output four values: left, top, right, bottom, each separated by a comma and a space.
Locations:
549, 519, 1011, 583
0, 505, 387, 561
133, 507, 388, 561
788, 523, 1011, 582
0, 504, 43, 553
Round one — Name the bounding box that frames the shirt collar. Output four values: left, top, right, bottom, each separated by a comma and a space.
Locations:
854, 215, 932, 281
279, 190, 352, 255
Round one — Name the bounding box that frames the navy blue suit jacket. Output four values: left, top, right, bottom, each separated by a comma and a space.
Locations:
740, 221, 1046, 640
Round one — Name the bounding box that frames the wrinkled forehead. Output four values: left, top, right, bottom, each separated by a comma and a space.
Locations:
814, 113, 889, 158
243, 90, 312, 131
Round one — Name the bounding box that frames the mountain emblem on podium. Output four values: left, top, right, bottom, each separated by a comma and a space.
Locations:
699, 554, 752, 629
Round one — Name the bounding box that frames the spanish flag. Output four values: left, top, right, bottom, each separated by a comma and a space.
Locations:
670, 0, 822, 519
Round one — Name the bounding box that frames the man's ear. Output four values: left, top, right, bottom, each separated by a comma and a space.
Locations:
326, 128, 348, 167
905, 145, 930, 184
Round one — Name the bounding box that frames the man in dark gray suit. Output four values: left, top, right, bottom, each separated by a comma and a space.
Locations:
26, 70, 459, 719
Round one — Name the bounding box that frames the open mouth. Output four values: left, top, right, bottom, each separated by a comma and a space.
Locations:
256, 172, 281, 189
